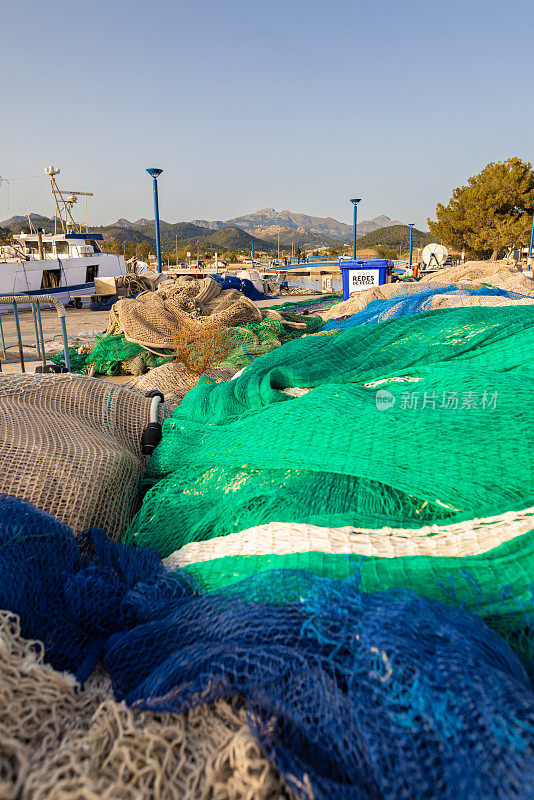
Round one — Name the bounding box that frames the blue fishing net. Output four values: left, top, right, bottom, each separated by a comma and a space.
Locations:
1, 493, 534, 800
323, 284, 532, 330
212, 274, 265, 300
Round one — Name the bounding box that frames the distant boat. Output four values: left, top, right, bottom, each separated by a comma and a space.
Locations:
0, 166, 125, 305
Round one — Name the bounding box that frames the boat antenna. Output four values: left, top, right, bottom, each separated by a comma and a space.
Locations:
45, 166, 93, 235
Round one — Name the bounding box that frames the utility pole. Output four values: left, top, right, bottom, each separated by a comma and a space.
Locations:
277, 232, 280, 262
175, 234, 178, 265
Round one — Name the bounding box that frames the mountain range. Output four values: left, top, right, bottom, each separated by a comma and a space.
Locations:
0, 209, 411, 251
190, 208, 403, 245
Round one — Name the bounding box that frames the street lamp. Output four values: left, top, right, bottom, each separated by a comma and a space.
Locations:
350, 198, 361, 260
408, 223, 414, 273
196, 241, 199, 268
528, 201, 534, 272
146, 168, 163, 274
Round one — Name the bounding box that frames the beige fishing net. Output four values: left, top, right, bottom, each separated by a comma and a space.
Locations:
323, 262, 534, 321
0, 611, 291, 800
164, 507, 534, 568
430, 295, 534, 311
416, 260, 523, 283
106, 277, 262, 352
129, 361, 238, 406
0, 374, 171, 539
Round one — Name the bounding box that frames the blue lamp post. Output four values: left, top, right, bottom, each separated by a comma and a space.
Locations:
528, 201, 534, 272
408, 223, 414, 272
350, 198, 361, 260
146, 168, 163, 274
196, 241, 199, 267
251, 241, 254, 265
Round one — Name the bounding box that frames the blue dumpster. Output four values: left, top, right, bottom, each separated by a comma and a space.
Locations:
340, 259, 393, 300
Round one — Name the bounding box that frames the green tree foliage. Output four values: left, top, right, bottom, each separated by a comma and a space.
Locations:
135, 241, 150, 261
355, 225, 433, 252
375, 245, 398, 260
428, 158, 534, 259
0, 227, 13, 245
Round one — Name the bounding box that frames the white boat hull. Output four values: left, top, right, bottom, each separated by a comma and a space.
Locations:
0, 254, 126, 306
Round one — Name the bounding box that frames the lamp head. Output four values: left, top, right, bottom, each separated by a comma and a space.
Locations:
409, 222, 415, 227
146, 168, 163, 178
350, 198, 361, 205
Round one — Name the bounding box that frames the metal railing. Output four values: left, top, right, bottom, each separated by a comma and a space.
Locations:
0, 295, 71, 373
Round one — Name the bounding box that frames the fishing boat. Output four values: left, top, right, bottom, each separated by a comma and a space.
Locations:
0, 167, 125, 305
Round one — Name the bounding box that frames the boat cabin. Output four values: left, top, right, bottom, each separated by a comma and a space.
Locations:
8, 232, 103, 260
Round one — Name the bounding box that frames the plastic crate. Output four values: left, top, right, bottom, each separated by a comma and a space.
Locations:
340, 259, 393, 300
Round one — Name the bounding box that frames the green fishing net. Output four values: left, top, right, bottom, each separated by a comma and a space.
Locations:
124, 305, 534, 559
52, 315, 323, 376
261, 294, 342, 312
51, 335, 173, 376
220, 314, 324, 369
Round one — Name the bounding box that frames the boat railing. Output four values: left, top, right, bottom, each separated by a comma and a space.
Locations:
0, 294, 71, 373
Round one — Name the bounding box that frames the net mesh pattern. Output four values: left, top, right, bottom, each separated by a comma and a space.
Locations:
0, 612, 289, 800
322, 263, 534, 322
1, 495, 533, 800
128, 361, 239, 406
125, 305, 534, 558
322, 284, 534, 330
0, 374, 171, 538
107, 277, 263, 351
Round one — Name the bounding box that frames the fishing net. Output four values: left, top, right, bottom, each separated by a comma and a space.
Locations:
262, 294, 342, 313
0, 374, 170, 537
322, 284, 534, 330
0, 612, 289, 800
125, 305, 534, 559
50, 334, 174, 376
1, 495, 534, 800
219, 314, 324, 370
166, 511, 534, 664
417, 259, 523, 284
107, 277, 263, 351
323, 263, 534, 322
128, 362, 239, 405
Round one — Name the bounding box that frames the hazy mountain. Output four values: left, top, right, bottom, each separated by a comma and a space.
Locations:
0, 213, 61, 234
190, 219, 225, 231
191, 208, 403, 243
0, 208, 409, 252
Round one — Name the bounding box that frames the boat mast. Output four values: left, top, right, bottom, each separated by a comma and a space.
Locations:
45, 166, 93, 236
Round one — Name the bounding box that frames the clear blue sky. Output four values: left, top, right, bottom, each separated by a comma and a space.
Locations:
1, 0, 533, 230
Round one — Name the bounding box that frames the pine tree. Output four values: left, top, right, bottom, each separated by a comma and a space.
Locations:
428, 158, 534, 259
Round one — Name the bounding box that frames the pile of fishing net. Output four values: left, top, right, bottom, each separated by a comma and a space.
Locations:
323, 261, 534, 322
106, 276, 263, 350
322, 283, 534, 330
52, 281, 323, 381
0, 374, 170, 538
2, 494, 534, 800
124, 305, 534, 598
52, 333, 174, 376
0, 612, 286, 800
129, 363, 239, 406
